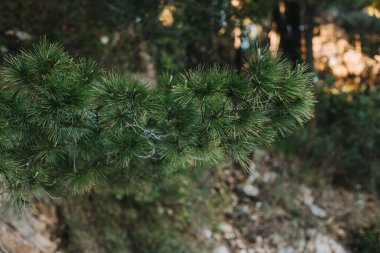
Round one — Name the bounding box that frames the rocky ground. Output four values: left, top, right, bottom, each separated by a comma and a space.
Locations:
0, 203, 60, 253
208, 150, 380, 253
0, 149, 379, 253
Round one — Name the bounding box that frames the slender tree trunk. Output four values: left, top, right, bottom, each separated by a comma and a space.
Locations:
235, 47, 243, 72
272, 0, 301, 62
304, 4, 315, 71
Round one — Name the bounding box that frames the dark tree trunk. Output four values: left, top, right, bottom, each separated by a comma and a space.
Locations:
304, 4, 316, 71
235, 47, 243, 72
272, 0, 302, 63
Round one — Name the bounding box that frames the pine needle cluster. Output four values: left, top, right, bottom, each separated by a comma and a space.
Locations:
0, 40, 315, 209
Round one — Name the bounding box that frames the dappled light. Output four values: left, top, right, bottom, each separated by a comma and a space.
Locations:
0, 1, 379, 253
313, 23, 380, 92
366, 5, 380, 17
159, 4, 175, 27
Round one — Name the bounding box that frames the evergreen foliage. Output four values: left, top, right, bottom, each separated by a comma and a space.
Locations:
277, 88, 380, 193
0, 40, 315, 210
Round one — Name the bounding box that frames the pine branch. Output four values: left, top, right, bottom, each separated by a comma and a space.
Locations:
0, 40, 316, 210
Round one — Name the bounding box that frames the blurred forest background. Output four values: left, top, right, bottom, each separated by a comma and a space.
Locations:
0, 0, 380, 253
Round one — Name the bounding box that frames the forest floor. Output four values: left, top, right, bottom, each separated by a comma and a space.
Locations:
208, 149, 380, 253
0, 149, 379, 253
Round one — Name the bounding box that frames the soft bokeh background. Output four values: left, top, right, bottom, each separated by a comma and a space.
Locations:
0, 1, 379, 253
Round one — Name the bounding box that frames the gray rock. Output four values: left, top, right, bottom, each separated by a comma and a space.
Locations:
306, 202, 327, 219
236, 205, 250, 215
263, 172, 277, 182
213, 245, 230, 253
5, 29, 32, 41
202, 228, 212, 239
0, 204, 58, 253
299, 185, 314, 204
306, 233, 347, 253
239, 184, 259, 197
219, 222, 235, 239
356, 194, 367, 208
277, 246, 295, 253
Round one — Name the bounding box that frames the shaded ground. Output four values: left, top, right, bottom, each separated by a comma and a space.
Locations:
209, 150, 380, 253
0, 149, 379, 253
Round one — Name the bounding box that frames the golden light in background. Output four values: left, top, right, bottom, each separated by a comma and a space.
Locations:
231, 0, 242, 9
343, 50, 365, 76
159, 5, 175, 27
218, 26, 227, 35
331, 64, 348, 78
337, 39, 349, 54
243, 17, 252, 27
366, 6, 380, 18
268, 26, 280, 53
341, 84, 357, 93
232, 27, 242, 49
279, 1, 286, 15
313, 22, 380, 93
354, 34, 361, 52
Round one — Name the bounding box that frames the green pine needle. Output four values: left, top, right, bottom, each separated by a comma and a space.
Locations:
0, 40, 316, 210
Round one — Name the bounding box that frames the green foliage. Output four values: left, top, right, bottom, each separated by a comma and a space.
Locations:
277, 88, 380, 193
350, 220, 380, 253
0, 0, 271, 71
62, 166, 228, 253
337, 9, 380, 56
0, 40, 315, 209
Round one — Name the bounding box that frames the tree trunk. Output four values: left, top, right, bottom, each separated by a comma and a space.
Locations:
304, 4, 315, 71
235, 47, 243, 72
272, 0, 301, 63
